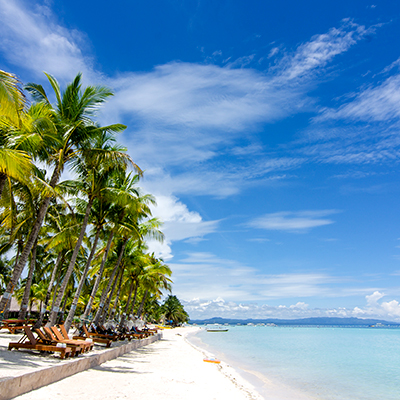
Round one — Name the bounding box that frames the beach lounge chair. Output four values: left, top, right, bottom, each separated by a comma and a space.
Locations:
72, 324, 112, 347
8, 326, 72, 359
58, 323, 94, 347
34, 327, 78, 357
126, 327, 147, 339
50, 326, 93, 352
88, 324, 122, 341
96, 324, 125, 340
1, 319, 29, 334
42, 326, 90, 354
132, 327, 152, 337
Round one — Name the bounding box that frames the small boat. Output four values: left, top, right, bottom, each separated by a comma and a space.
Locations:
206, 328, 229, 332
203, 357, 221, 364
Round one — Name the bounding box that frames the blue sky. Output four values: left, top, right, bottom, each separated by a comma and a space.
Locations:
2, 0, 400, 321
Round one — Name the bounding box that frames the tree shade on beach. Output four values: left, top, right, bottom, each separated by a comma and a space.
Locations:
0, 69, 184, 328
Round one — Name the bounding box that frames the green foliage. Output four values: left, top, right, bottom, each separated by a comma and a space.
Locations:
161, 295, 189, 326
0, 69, 175, 327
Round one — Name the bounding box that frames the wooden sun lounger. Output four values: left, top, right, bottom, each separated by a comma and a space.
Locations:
72, 324, 112, 347
35, 328, 78, 357
126, 329, 147, 339
50, 326, 93, 352
87, 324, 121, 341
97, 324, 125, 340
133, 328, 152, 337
124, 332, 143, 340
8, 326, 72, 359
43, 326, 90, 354
58, 323, 95, 349
1, 319, 29, 334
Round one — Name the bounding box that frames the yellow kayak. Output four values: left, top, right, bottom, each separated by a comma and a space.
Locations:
203, 357, 221, 364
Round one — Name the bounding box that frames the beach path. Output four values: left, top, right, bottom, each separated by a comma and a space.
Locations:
14, 327, 262, 400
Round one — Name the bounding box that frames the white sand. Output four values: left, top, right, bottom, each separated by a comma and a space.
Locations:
10, 327, 264, 400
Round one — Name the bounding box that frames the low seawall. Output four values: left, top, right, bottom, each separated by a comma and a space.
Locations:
0, 333, 162, 400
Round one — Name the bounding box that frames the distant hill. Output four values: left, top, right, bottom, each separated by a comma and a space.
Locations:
189, 316, 400, 326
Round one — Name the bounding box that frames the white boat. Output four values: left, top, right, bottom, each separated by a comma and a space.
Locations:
206, 324, 229, 332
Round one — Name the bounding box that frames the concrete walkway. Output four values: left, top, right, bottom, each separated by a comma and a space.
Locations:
0, 330, 161, 400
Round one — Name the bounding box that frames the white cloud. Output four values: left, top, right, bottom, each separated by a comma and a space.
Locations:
104, 61, 309, 135
268, 47, 280, 58
0, 0, 95, 82
168, 251, 366, 303
317, 74, 400, 123
289, 302, 309, 309
363, 291, 400, 319
248, 210, 338, 232
146, 195, 219, 260
184, 291, 400, 321
274, 19, 370, 83
366, 290, 385, 306
299, 123, 400, 165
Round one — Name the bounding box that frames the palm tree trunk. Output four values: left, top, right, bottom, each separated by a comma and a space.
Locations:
0, 173, 7, 201
64, 228, 100, 331
51, 260, 63, 308
47, 197, 94, 327
81, 230, 115, 322
109, 267, 125, 321
60, 290, 69, 319
127, 279, 138, 316
35, 252, 63, 328
102, 267, 121, 321
1, 239, 22, 318
119, 279, 135, 329
93, 238, 127, 325
137, 289, 149, 318
0, 163, 60, 315
18, 239, 38, 319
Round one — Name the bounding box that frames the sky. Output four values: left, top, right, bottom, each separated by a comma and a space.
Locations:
1, 0, 400, 321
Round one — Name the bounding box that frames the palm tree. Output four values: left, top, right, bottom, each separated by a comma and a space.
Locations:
161, 295, 189, 326
136, 256, 172, 318
0, 72, 122, 316
117, 245, 149, 328
61, 130, 138, 330
0, 70, 33, 200
82, 172, 144, 323
0, 70, 26, 126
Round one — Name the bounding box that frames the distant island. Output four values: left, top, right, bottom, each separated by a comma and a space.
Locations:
189, 316, 400, 326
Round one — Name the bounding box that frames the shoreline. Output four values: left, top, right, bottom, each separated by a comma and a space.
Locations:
187, 327, 316, 400
2, 327, 264, 399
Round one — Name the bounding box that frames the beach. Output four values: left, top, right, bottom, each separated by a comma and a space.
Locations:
1, 327, 263, 400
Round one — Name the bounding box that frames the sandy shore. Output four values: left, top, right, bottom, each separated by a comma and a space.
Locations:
3, 327, 263, 400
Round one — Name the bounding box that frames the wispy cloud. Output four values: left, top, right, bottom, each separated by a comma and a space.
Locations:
316, 74, 400, 123
104, 61, 308, 133
273, 19, 371, 83
248, 210, 338, 232
0, 0, 95, 82
184, 291, 400, 321
168, 251, 373, 304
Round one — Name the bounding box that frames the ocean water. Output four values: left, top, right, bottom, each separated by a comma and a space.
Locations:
189, 326, 400, 400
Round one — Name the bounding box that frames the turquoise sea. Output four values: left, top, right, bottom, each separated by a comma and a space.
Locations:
188, 326, 400, 400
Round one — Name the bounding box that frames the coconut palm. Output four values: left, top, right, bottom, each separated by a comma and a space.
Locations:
0, 70, 26, 126
0, 70, 33, 199
117, 245, 149, 328
161, 295, 189, 326
136, 256, 172, 318
61, 130, 138, 329
82, 171, 144, 323
0, 72, 122, 316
